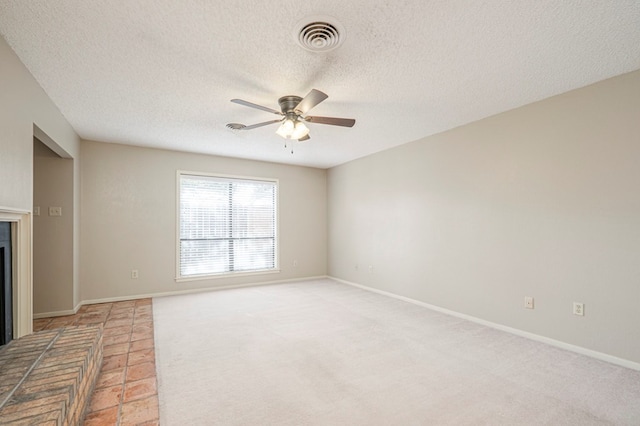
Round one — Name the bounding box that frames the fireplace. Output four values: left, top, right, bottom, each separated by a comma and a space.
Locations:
0, 221, 12, 346
0, 209, 32, 341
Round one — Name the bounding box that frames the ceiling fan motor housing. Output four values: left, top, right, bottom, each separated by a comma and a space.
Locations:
278, 96, 303, 114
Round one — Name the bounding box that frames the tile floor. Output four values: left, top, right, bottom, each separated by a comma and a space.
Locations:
33, 298, 159, 425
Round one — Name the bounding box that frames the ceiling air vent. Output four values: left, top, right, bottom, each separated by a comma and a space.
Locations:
294, 16, 345, 52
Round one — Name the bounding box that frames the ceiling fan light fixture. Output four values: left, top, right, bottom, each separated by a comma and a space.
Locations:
276, 118, 309, 140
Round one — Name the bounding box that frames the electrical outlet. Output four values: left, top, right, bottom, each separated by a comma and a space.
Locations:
368, 265, 373, 273
293, 259, 298, 268
34, 206, 40, 216
48, 206, 62, 216
524, 296, 534, 309
573, 302, 584, 316
131, 269, 139, 279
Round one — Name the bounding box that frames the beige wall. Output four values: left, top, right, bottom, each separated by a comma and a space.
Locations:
0, 37, 80, 210
328, 70, 640, 364
80, 141, 327, 301
0, 35, 80, 333
33, 139, 75, 314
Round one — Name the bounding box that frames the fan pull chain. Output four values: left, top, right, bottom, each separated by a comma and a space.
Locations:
284, 140, 294, 154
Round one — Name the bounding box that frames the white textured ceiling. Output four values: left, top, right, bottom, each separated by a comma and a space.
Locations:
1, 1, 640, 169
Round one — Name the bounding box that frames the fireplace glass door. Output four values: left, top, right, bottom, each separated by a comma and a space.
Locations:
0, 221, 12, 346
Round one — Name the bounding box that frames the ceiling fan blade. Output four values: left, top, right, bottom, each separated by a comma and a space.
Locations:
231, 99, 282, 115
242, 119, 283, 130
305, 116, 356, 127
226, 123, 246, 130
294, 89, 328, 115
298, 135, 310, 142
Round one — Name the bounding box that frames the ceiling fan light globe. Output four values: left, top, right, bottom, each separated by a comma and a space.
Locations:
291, 121, 310, 140
276, 119, 296, 138
276, 118, 310, 139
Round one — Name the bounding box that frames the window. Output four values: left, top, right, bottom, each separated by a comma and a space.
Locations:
178, 172, 278, 279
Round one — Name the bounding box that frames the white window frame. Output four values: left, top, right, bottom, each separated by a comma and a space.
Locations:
176, 170, 280, 282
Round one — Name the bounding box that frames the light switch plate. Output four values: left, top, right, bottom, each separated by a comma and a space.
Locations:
524, 296, 534, 309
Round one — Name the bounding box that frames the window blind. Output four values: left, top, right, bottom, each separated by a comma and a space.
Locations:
179, 173, 277, 277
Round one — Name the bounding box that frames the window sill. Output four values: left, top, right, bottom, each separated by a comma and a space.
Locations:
175, 268, 281, 283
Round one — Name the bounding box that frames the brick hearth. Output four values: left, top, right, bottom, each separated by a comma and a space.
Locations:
34, 298, 159, 425
0, 325, 103, 425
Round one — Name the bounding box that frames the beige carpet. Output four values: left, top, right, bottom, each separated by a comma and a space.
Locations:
153, 279, 640, 425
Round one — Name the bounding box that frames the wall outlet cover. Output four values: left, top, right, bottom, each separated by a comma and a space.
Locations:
573, 302, 584, 316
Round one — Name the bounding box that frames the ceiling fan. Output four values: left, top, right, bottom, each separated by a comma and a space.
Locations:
226, 89, 355, 142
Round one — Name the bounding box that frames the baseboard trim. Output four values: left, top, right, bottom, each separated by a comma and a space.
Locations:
33, 308, 78, 319
329, 276, 640, 372
80, 275, 329, 306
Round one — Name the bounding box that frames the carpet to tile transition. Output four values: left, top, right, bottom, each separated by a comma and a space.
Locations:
153, 279, 640, 425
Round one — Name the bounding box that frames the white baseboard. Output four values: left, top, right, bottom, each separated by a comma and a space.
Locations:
33, 276, 327, 319
79, 275, 328, 306
329, 276, 640, 372
33, 308, 78, 319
